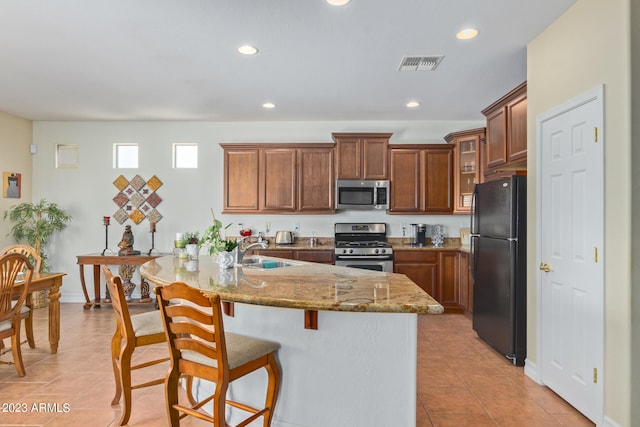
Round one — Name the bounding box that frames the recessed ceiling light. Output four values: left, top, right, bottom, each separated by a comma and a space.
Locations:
406, 101, 420, 108
262, 102, 276, 109
238, 45, 258, 55
456, 28, 478, 40
327, 0, 350, 6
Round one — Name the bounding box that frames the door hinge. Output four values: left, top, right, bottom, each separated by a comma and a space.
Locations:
594, 127, 599, 142
593, 368, 598, 383
594, 247, 598, 263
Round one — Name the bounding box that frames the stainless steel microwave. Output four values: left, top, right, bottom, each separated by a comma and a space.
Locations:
335, 180, 389, 210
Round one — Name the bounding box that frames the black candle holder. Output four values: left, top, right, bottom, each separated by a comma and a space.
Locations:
101, 223, 114, 255
148, 230, 160, 255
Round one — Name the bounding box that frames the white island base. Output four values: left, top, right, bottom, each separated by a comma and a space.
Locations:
190, 302, 418, 427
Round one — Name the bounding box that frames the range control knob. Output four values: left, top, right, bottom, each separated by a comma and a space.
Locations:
380, 248, 386, 254
374, 248, 380, 254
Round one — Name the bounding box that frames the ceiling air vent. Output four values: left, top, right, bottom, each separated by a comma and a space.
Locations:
398, 55, 444, 71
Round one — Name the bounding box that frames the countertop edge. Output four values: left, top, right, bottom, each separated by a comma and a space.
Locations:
140, 256, 443, 315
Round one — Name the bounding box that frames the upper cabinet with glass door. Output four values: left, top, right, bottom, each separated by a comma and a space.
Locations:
444, 128, 486, 214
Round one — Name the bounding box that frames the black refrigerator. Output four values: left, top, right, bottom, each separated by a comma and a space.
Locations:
470, 175, 526, 366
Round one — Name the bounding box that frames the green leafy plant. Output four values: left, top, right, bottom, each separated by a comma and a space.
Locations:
3, 199, 72, 270
199, 210, 238, 255
182, 231, 200, 246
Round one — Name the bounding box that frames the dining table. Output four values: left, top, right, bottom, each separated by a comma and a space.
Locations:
12, 272, 66, 354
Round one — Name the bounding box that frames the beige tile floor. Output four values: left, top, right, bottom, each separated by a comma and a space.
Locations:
0, 303, 594, 426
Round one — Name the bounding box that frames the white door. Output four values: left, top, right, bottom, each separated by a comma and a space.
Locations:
537, 85, 604, 424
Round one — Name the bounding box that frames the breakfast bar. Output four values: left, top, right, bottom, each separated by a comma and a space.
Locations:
141, 255, 442, 427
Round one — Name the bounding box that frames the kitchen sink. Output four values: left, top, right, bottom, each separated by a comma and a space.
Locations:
241, 256, 301, 269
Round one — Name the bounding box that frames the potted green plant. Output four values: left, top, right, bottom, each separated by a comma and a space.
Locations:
182, 231, 200, 259
200, 210, 238, 268
3, 199, 72, 308
3, 199, 72, 271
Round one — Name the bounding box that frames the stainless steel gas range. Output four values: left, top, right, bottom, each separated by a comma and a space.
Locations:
334, 223, 393, 273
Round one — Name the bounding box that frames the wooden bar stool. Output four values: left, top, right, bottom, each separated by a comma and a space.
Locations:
102, 265, 170, 426
155, 281, 281, 427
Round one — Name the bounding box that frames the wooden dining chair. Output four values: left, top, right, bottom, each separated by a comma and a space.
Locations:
1, 244, 42, 349
155, 281, 281, 427
102, 265, 170, 426
0, 252, 34, 377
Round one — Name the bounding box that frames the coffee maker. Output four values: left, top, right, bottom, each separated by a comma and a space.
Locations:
410, 224, 427, 247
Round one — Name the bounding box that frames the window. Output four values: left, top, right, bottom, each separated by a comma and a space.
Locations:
173, 143, 198, 168
114, 144, 138, 168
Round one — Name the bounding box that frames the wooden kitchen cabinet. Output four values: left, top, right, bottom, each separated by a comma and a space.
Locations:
298, 147, 334, 212
388, 145, 453, 214
332, 132, 391, 180
254, 249, 295, 260
481, 81, 527, 181
262, 148, 296, 212
394, 250, 464, 313
438, 251, 463, 313
458, 251, 472, 315
394, 251, 438, 298
294, 250, 334, 264
221, 143, 334, 214
444, 128, 486, 214
223, 147, 260, 212
254, 249, 334, 264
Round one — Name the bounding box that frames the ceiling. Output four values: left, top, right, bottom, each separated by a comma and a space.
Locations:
0, 0, 576, 122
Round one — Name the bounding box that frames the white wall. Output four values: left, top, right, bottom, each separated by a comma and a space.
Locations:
631, 1, 640, 425
528, 0, 631, 425
31, 119, 482, 303
0, 111, 32, 248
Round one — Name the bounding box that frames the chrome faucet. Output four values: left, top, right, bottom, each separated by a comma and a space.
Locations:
235, 240, 269, 264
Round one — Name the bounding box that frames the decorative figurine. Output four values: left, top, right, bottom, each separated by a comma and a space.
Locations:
118, 225, 140, 256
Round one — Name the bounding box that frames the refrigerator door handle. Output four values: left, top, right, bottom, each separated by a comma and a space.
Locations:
470, 187, 478, 235
470, 235, 478, 280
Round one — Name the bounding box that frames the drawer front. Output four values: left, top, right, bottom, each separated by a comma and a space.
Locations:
394, 251, 437, 264
295, 250, 334, 264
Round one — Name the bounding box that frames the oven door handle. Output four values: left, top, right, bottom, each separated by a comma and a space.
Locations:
335, 255, 393, 260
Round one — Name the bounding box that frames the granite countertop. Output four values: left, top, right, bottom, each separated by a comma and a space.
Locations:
140, 255, 443, 315
387, 238, 463, 251
245, 237, 464, 252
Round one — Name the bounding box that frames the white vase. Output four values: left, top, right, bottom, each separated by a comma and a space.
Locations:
216, 250, 235, 269
186, 243, 199, 260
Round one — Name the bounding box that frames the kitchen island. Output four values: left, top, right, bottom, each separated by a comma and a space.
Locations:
141, 255, 442, 427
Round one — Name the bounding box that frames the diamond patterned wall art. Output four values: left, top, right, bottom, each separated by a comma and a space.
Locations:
112, 175, 163, 225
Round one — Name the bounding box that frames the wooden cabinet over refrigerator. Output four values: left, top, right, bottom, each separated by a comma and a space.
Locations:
481, 81, 527, 181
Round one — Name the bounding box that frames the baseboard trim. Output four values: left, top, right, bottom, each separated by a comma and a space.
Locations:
524, 358, 542, 384
602, 416, 622, 427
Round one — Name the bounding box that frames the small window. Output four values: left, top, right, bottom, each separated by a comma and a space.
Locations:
173, 143, 198, 168
114, 144, 138, 168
